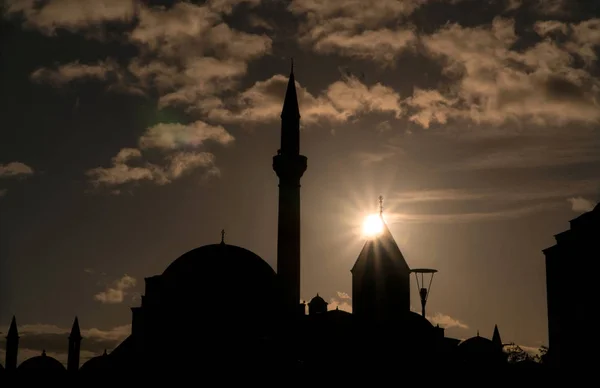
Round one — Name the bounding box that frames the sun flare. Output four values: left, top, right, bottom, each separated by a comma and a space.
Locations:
362, 214, 384, 237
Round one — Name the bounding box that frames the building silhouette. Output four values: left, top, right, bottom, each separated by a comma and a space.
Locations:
543, 203, 600, 369
2, 66, 524, 377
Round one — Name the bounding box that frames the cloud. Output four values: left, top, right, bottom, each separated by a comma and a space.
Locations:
94, 274, 136, 304
30, 59, 119, 86
567, 197, 596, 213
0, 161, 34, 178
2, 0, 137, 36
336, 291, 351, 299
386, 202, 562, 224
289, 0, 420, 64
392, 180, 599, 205
86, 120, 230, 190
207, 74, 403, 126
535, 0, 568, 15
139, 121, 234, 150
20, 1, 272, 116
0, 322, 131, 365
410, 17, 600, 128
328, 296, 353, 313
427, 312, 469, 329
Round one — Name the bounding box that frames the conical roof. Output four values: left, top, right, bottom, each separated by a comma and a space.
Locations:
352, 216, 410, 274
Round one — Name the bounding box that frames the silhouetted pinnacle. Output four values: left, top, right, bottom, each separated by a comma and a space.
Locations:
281, 61, 300, 120
492, 324, 502, 347
70, 316, 82, 340
7, 315, 18, 338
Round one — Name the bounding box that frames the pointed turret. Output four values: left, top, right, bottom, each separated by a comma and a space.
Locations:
281, 59, 300, 121
492, 324, 502, 348
279, 59, 301, 156
68, 317, 82, 372
351, 197, 411, 321
5, 316, 19, 370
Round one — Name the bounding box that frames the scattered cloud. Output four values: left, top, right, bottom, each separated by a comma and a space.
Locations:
0, 322, 131, 366
410, 17, 600, 128
138, 121, 234, 150
567, 197, 596, 213
30, 59, 119, 86
392, 180, 599, 205
328, 296, 353, 313
94, 274, 136, 304
387, 202, 561, 224
86, 120, 230, 190
427, 312, 469, 329
289, 0, 420, 64
336, 291, 351, 299
2, 0, 137, 37
0, 162, 34, 178
208, 74, 403, 126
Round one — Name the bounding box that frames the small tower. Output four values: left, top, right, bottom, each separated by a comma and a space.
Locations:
492, 324, 502, 348
308, 293, 328, 315
67, 317, 82, 372
5, 316, 19, 370
351, 197, 411, 321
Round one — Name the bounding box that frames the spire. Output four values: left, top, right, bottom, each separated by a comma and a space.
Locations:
379, 195, 384, 217
7, 316, 18, 339
103, 349, 108, 356
281, 58, 300, 120
220, 229, 225, 244
492, 324, 502, 347
477, 330, 480, 337
70, 317, 82, 340
42, 349, 47, 356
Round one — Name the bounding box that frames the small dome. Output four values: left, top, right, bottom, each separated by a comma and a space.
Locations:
80, 352, 114, 373
18, 351, 66, 372
309, 294, 327, 305
457, 335, 505, 364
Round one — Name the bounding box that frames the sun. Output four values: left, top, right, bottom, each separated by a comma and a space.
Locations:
362, 214, 384, 237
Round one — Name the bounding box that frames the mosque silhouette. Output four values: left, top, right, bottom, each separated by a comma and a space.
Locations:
2, 65, 562, 378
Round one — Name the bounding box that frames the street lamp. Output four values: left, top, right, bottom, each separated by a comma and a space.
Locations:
411, 268, 438, 318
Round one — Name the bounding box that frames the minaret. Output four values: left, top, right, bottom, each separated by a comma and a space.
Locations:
273, 60, 307, 318
67, 316, 82, 372
5, 316, 19, 370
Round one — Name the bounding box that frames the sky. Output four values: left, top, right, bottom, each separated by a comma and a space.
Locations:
1, 0, 599, 365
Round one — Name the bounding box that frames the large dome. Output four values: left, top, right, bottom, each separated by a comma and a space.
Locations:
162, 243, 276, 280
157, 242, 280, 321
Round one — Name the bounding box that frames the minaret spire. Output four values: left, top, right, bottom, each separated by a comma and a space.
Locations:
273, 62, 307, 319
5, 315, 19, 370
68, 316, 82, 372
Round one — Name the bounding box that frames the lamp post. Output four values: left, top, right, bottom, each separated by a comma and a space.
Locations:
410, 268, 438, 318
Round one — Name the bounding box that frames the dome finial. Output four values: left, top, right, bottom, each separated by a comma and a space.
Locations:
221, 229, 225, 244
42, 349, 47, 356
476, 330, 480, 337
379, 195, 384, 217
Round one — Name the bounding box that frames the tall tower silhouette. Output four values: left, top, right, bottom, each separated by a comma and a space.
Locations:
273, 61, 307, 318
67, 316, 82, 372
